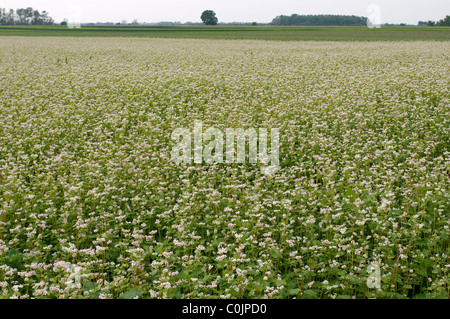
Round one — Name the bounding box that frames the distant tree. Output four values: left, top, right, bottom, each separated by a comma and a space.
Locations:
61, 19, 68, 26
16, 8, 26, 24
24, 7, 33, 24
270, 14, 367, 26
436, 15, 450, 26
5, 9, 15, 25
41, 11, 54, 25
427, 20, 436, 26
32, 10, 43, 25
418, 21, 427, 26
201, 10, 218, 25
0, 8, 4, 25
251, 22, 257, 26
0, 7, 54, 25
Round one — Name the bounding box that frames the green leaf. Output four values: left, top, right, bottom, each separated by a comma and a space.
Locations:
303, 289, 318, 299
336, 295, 352, 299
122, 288, 143, 299
150, 196, 163, 203
83, 281, 96, 291
289, 288, 301, 296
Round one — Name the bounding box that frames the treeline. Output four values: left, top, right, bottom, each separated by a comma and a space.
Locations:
418, 15, 450, 26
271, 14, 367, 26
0, 7, 54, 25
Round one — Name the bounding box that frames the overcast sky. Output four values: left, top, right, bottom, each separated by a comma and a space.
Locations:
2, 0, 449, 24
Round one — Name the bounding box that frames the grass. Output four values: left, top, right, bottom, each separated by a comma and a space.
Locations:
0, 25, 449, 41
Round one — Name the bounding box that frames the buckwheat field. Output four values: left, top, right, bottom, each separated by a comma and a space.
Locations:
0, 37, 449, 299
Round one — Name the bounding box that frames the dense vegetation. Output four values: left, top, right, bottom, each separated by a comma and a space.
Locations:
0, 25, 449, 42
270, 14, 367, 26
421, 15, 450, 26
0, 37, 448, 299
0, 7, 54, 26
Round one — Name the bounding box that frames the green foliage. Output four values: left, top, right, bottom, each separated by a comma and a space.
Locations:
200, 10, 218, 26
271, 14, 367, 26
425, 15, 450, 26
122, 289, 144, 299
0, 7, 54, 25
0, 37, 449, 299
436, 15, 450, 26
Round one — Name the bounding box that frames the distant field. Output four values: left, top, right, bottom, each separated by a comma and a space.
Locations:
0, 25, 449, 41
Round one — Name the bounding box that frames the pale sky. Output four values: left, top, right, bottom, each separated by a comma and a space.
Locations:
1, 0, 449, 24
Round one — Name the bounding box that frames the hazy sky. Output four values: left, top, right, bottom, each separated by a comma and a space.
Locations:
2, 0, 449, 24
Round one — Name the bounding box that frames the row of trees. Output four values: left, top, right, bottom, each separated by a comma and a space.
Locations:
418, 15, 450, 26
270, 14, 367, 26
0, 7, 54, 25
